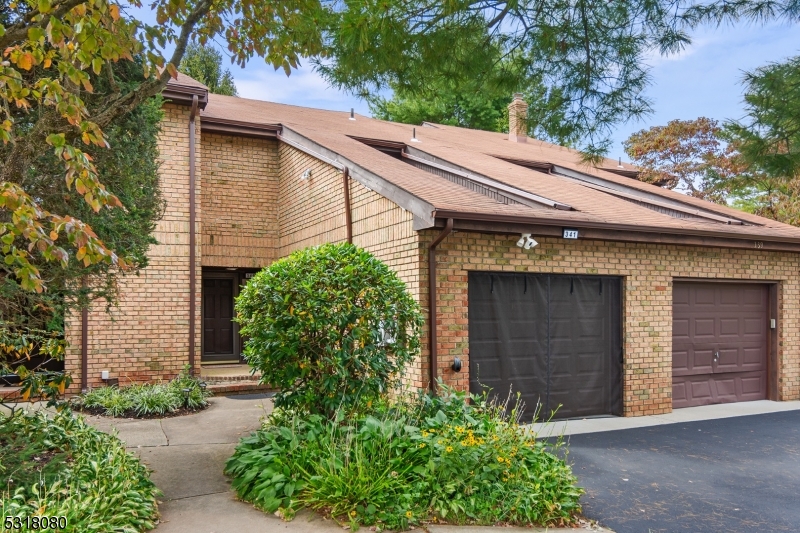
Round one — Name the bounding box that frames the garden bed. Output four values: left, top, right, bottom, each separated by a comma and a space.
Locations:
226, 387, 583, 531
70, 368, 211, 419
1, 410, 159, 532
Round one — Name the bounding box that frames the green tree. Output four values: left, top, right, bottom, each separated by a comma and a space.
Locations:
723, 55, 800, 181
178, 42, 238, 96
1, 58, 164, 402
370, 63, 578, 146
2, 0, 799, 297
623, 117, 800, 224
235, 244, 423, 418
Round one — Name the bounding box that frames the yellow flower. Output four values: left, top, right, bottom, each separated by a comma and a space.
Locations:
350, 510, 357, 517
438, 439, 444, 445
419, 443, 426, 448
497, 456, 505, 463
405, 511, 413, 518
455, 426, 465, 434
446, 446, 454, 453
421, 430, 429, 437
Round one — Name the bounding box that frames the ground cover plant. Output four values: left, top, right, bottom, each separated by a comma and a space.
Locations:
72, 367, 210, 418
226, 386, 583, 530
0, 410, 159, 532
228, 244, 581, 529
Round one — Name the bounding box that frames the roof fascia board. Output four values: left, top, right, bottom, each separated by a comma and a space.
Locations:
439, 218, 800, 253
279, 127, 436, 227
404, 147, 572, 211
202, 117, 280, 139
431, 209, 800, 251
163, 85, 209, 109
550, 165, 749, 225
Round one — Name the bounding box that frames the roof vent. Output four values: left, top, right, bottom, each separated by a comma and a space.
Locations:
349, 108, 356, 121
508, 93, 528, 143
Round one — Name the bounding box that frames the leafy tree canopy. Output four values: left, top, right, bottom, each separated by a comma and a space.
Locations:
178, 42, 238, 96
2, 0, 799, 295
723, 55, 800, 181
624, 117, 800, 224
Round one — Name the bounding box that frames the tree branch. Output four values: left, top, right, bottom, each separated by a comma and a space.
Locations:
90, 0, 215, 129
0, 0, 87, 49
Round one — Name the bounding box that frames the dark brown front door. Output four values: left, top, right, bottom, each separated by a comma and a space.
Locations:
203, 276, 235, 361
672, 282, 768, 409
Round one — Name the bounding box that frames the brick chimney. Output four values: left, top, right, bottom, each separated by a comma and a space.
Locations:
508, 93, 528, 143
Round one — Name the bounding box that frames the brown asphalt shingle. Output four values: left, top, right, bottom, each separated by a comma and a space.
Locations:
197, 92, 800, 243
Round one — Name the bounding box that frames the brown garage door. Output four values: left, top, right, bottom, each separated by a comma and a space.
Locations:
672, 282, 768, 409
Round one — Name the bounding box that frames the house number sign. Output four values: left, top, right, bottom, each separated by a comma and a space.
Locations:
562, 228, 579, 239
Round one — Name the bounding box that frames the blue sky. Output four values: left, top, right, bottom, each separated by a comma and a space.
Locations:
148, 7, 799, 161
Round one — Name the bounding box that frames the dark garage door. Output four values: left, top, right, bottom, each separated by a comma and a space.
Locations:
469, 273, 622, 421
672, 282, 768, 409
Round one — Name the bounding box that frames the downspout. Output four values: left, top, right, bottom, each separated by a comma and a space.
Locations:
81, 278, 88, 392
343, 167, 353, 244
188, 95, 198, 375
428, 218, 453, 393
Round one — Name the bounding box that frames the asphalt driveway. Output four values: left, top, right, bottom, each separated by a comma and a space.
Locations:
565, 410, 800, 533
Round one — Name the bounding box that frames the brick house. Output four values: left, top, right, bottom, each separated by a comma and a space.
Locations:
64, 76, 800, 418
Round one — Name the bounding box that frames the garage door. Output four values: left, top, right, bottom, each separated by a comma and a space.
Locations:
469, 273, 622, 421
672, 282, 768, 409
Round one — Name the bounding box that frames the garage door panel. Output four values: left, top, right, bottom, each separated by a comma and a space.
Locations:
694, 318, 716, 338
690, 379, 714, 403
672, 346, 714, 375
672, 282, 768, 409
694, 287, 716, 305
469, 273, 621, 421
719, 318, 740, 336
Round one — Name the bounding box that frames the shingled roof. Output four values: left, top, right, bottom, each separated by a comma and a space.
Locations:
183, 84, 800, 248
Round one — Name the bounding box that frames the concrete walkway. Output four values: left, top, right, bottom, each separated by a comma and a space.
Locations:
84, 394, 605, 533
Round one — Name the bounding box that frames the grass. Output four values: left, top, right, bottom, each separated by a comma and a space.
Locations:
1, 410, 159, 532
72, 367, 211, 418
225, 385, 583, 531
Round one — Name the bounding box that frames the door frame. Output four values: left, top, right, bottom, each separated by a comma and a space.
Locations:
201, 268, 260, 364
671, 278, 779, 403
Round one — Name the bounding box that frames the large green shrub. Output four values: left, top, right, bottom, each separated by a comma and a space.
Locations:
225, 386, 583, 530
1, 411, 159, 532
235, 243, 423, 416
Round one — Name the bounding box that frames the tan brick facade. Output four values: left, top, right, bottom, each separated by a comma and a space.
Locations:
65, 99, 800, 416
66, 104, 202, 390
201, 133, 279, 267
421, 232, 800, 415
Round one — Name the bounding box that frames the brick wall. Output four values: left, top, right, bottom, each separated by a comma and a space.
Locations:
201, 134, 279, 267
277, 144, 425, 388
420, 231, 800, 415
65, 103, 201, 390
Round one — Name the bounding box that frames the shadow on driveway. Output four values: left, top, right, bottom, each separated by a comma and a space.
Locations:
564, 411, 800, 533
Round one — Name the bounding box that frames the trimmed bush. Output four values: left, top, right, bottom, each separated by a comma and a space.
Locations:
225, 386, 583, 530
72, 366, 210, 417
1, 411, 159, 532
235, 243, 423, 417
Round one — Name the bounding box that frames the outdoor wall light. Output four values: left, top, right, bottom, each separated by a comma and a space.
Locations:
516, 233, 538, 250
301, 169, 313, 180
451, 356, 462, 372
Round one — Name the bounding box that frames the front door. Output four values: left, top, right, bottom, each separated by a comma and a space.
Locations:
202, 274, 237, 362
